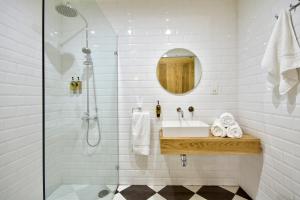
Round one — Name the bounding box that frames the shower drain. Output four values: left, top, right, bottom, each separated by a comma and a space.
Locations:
98, 189, 110, 198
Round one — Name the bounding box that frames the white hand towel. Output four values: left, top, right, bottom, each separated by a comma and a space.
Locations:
131, 111, 150, 155
261, 10, 300, 95
219, 113, 236, 128
211, 119, 227, 138
227, 124, 243, 139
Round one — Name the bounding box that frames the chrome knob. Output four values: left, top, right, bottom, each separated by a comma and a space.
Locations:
177, 107, 184, 118
188, 106, 194, 113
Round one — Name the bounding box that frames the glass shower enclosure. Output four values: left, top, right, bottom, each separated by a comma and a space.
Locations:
44, 0, 118, 199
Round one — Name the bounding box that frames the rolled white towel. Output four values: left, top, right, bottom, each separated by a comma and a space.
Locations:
227, 124, 243, 138
211, 119, 227, 138
220, 113, 236, 128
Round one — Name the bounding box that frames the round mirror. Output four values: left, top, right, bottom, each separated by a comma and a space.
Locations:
156, 48, 202, 95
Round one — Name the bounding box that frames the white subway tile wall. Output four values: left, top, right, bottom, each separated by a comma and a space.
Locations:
98, 0, 240, 186
238, 0, 300, 199
0, 0, 43, 200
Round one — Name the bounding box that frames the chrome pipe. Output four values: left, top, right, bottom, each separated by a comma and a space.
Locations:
181, 154, 187, 167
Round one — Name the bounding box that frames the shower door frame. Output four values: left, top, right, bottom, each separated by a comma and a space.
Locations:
42, 0, 46, 199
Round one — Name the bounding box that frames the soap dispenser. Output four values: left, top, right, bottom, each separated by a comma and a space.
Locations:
156, 101, 161, 118
76, 77, 82, 94
70, 77, 77, 94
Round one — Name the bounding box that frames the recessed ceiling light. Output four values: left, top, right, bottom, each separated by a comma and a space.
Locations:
165, 29, 172, 35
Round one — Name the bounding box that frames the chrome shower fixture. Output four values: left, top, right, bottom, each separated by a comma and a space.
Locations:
55, 2, 78, 18
55, 1, 99, 148
82, 47, 91, 54
55, 1, 89, 48
55, 1, 88, 26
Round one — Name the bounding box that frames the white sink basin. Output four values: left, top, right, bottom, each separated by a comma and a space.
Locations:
162, 120, 210, 137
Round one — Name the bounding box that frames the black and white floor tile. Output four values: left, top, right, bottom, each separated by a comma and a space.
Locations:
113, 185, 252, 200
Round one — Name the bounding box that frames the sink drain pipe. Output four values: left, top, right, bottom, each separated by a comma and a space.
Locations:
180, 154, 187, 167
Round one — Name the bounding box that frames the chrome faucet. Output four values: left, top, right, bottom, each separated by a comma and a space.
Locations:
177, 107, 184, 118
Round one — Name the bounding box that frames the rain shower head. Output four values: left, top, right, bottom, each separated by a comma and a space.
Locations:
55, 2, 90, 57
55, 2, 78, 18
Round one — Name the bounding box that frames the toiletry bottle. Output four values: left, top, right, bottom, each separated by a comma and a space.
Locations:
77, 77, 82, 94
156, 101, 161, 118
70, 77, 77, 94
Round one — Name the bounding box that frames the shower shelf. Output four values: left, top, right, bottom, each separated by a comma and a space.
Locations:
160, 131, 262, 155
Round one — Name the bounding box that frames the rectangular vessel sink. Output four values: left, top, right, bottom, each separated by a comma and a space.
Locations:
162, 120, 210, 137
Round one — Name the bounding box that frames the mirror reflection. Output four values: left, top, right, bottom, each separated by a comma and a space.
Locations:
156, 48, 202, 94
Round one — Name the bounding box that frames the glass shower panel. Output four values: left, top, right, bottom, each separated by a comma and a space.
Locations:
44, 0, 118, 199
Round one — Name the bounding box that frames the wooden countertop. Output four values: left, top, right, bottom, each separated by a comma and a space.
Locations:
160, 131, 262, 155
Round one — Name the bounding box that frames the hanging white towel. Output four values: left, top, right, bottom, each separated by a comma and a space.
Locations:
261, 10, 300, 95
211, 119, 227, 138
227, 124, 243, 139
131, 111, 150, 155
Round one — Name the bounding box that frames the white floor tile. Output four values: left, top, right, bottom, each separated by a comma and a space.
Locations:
148, 185, 165, 192
113, 193, 126, 200
220, 186, 239, 194
189, 194, 207, 200
183, 185, 202, 193
232, 195, 248, 200
117, 185, 130, 192
147, 193, 166, 200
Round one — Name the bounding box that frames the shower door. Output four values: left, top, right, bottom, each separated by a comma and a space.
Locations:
44, 0, 118, 199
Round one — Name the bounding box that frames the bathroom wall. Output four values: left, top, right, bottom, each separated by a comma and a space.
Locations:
0, 0, 43, 199
98, 0, 240, 185
237, 0, 300, 199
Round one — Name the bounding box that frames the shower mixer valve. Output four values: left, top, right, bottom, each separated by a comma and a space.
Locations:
81, 112, 98, 121
69, 76, 82, 94
70, 77, 78, 93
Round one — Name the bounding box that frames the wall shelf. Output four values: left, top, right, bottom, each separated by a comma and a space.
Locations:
160, 131, 262, 155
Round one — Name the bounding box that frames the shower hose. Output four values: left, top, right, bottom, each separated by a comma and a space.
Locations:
84, 64, 101, 147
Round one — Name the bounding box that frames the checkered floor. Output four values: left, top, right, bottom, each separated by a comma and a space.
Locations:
114, 185, 252, 200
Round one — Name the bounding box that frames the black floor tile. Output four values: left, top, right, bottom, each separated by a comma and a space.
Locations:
196, 186, 235, 200
120, 185, 156, 200
236, 187, 252, 200
158, 185, 195, 200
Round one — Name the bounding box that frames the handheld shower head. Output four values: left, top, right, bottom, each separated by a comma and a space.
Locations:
83, 48, 93, 65
82, 47, 91, 54
55, 2, 78, 18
